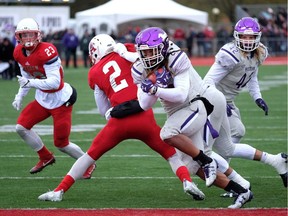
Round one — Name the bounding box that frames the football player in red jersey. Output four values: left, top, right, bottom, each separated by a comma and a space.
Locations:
38, 34, 207, 202
12, 18, 95, 178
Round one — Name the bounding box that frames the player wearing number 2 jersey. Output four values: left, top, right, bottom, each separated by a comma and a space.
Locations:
12, 18, 95, 178
38, 34, 206, 202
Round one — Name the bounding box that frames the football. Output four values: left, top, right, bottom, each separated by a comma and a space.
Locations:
147, 73, 156, 84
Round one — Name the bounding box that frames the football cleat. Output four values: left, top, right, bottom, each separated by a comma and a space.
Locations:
183, 179, 205, 201
220, 192, 238, 198
280, 172, 287, 188
228, 189, 253, 209
30, 156, 55, 174
202, 159, 217, 187
221, 177, 250, 198
274, 153, 287, 187
82, 163, 96, 179
38, 190, 63, 202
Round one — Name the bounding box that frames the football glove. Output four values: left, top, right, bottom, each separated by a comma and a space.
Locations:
255, 98, 268, 115
156, 68, 171, 88
17, 75, 31, 88
12, 94, 23, 111
141, 78, 157, 95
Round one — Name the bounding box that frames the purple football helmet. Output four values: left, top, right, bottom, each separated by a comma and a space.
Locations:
135, 27, 169, 69
233, 17, 262, 52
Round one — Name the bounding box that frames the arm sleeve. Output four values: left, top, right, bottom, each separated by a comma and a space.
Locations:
122, 52, 138, 63
155, 71, 189, 103
204, 55, 234, 86
94, 84, 111, 116
247, 69, 262, 101
137, 84, 158, 110
28, 57, 61, 90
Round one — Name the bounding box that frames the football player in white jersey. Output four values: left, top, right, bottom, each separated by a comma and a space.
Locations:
203, 17, 287, 189
130, 27, 253, 208
204, 17, 268, 144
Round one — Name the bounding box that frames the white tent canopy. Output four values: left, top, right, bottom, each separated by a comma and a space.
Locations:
75, 0, 208, 36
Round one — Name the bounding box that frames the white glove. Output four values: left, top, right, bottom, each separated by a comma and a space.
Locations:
113, 43, 127, 57
12, 95, 23, 111
105, 107, 113, 120
17, 75, 31, 88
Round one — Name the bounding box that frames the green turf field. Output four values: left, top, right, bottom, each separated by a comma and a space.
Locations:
0, 64, 287, 209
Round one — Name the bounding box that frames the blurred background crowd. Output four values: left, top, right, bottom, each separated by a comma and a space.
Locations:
0, 4, 287, 80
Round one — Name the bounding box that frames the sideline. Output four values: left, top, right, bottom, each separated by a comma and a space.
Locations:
0, 208, 287, 216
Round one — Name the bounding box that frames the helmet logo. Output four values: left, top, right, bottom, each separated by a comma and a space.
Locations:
159, 33, 166, 40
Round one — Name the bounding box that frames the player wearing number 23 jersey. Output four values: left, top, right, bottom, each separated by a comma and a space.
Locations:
12, 18, 95, 177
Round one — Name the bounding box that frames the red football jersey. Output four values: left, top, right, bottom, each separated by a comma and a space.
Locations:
88, 45, 137, 107
14, 42, 64, 92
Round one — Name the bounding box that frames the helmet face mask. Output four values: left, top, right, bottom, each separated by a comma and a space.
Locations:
88, 34, 116, 65
135, 27, 169, 69
233, 17, 262, 52
15, 18, 41, 51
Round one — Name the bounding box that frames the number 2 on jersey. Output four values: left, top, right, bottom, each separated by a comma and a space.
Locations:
103, 60, 128, 92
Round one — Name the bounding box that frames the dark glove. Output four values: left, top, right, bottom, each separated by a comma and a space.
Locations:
156, 67, 171, 88
141, 78, 155, 93
226, 104, 233, 117
255, 98, 268, 115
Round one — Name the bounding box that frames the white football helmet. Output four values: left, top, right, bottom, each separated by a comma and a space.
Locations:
88, 34, 116, 65
15, 18, 42, 50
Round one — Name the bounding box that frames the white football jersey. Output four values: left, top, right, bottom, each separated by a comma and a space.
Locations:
132, 41, 208, 115
204, 42, 268, 102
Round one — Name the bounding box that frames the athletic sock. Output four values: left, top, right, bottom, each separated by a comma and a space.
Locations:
176, 166, 192, 182
54, 175, 75, 192
37, 146, 53, 160
225, 180, 247, 194
193, 150, 212, 166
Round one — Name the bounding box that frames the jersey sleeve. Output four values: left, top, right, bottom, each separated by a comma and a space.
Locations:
125, 43, 136, 52
88, 66, 97, 90
94, 84, 111, 116
131, 61, 146, 85
214, 43, 239, 71
38, 43, 59, 65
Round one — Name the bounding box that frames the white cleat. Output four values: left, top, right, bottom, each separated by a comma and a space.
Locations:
202, 159, 217, 187
183, 179, 205, 200
228, 189, 253, 209
274, 153, 287, 187
221, 175, 251, 198
38, 190, 63, 202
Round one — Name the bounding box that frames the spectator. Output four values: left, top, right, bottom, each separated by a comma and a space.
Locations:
186, 26, 196, 57
62, 28, 79, 68
196, 29, 205, 56
173, 28, 186, 48
0, 37, 15, 80
216, 26, 231, 51
80, 30, 91, 68
203, 26, 215, 56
